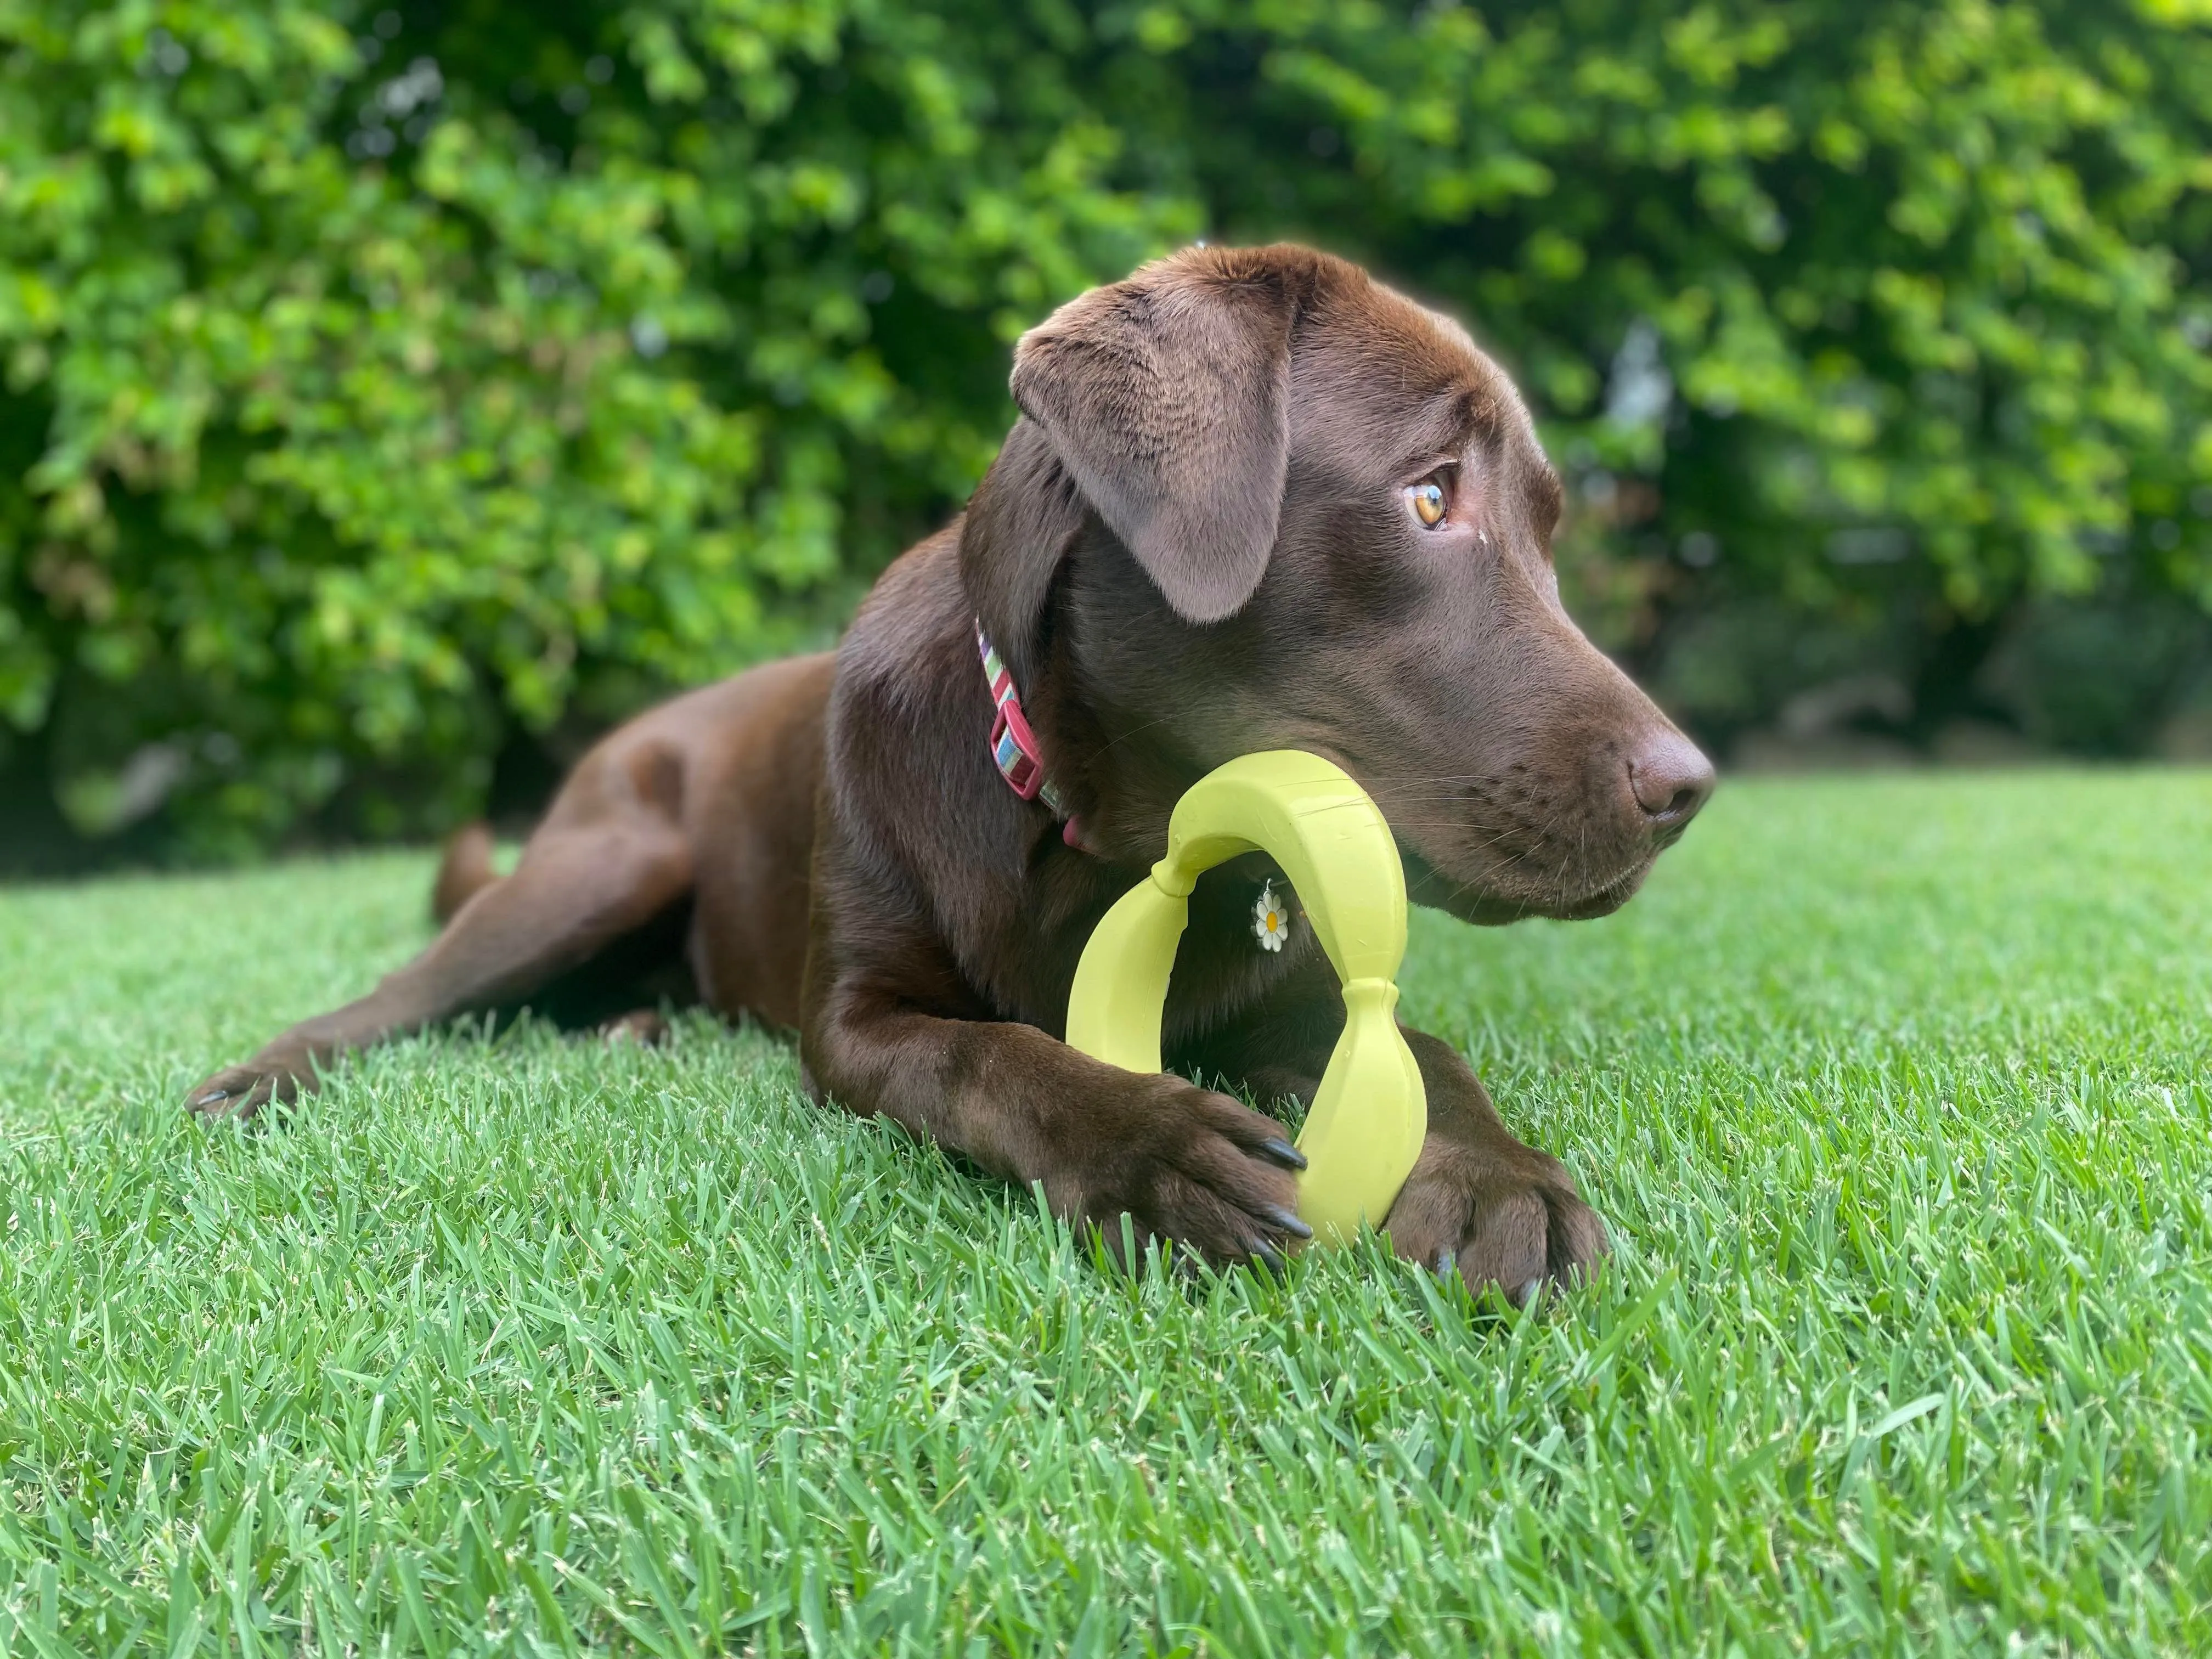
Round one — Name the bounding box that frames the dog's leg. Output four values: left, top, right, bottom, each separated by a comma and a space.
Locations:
430, 820, 501, 924
1176, 997, 1606, 1300
188, 820, 690, 1119
1380, 1030, 1609, 1304
806, 983, 1313, 1272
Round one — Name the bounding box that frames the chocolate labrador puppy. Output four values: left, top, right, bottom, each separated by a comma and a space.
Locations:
188, 243, 1712, 1302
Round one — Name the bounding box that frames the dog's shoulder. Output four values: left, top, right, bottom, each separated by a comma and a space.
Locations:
833, 523, 972, 733
822, 522, 1025, 889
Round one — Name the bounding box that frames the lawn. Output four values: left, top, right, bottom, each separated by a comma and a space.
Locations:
2, 772, 2210, 1656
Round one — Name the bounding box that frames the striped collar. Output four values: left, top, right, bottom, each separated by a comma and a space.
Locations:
975, 621, 1088, 847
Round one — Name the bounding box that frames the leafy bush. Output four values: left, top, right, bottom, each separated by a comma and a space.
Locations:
3, 0, 2210, 860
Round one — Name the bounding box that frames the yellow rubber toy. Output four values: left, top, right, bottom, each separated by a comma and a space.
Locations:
1064, 751, 1427, 1245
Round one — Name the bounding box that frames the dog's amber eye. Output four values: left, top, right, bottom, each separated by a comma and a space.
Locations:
1409, 480, 1447, 528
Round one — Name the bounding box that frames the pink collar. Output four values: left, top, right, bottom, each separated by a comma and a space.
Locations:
975, 622, 1090, 850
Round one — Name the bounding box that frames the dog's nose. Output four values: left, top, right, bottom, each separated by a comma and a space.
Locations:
1627, 730, 1714, 830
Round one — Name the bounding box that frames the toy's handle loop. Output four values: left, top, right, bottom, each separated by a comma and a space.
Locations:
1065, 752, 1429, 1244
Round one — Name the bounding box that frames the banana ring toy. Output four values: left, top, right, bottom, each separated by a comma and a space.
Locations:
1065, 751, 1427, 1245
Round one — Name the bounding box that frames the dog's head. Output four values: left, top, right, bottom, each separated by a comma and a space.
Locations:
962, 243, 1712, 922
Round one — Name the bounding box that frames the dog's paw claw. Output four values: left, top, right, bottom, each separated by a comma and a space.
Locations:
1387, 1142, 1609, 1305
1064, 1079, 1307, 1274
185, 1059, 307, 1122
600, 1009, 670, 1046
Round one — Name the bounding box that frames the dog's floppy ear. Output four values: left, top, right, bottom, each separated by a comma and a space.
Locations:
1007, 251, 1300, 625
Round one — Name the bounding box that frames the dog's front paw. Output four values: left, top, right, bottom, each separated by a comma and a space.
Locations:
1055, 1077, 1313, 1274
1384, 1133, 1609, 1306
185, 1053, 314, 1121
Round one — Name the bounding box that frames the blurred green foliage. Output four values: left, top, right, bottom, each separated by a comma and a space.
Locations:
3, 0, 2211, 859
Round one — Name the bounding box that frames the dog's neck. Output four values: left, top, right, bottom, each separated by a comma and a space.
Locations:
1018, 592, 1210, 872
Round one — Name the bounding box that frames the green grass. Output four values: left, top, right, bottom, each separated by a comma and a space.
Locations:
4, 772, 2211, 1657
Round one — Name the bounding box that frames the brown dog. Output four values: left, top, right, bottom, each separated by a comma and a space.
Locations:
188, 244, 1712, 1302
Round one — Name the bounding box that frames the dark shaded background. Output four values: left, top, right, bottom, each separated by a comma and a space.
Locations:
4, 0, 2210, 873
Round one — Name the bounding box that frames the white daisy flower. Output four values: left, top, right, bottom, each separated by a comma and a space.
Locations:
1253, 879, 1290, 953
